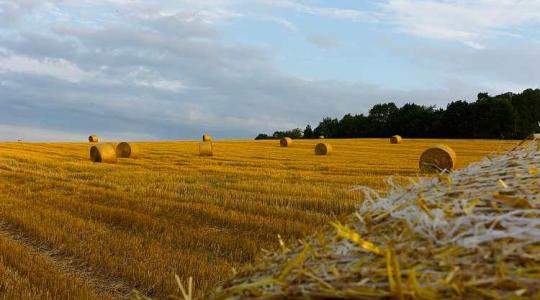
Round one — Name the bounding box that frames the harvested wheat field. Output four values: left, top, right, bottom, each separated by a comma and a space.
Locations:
0, 139, 516, 299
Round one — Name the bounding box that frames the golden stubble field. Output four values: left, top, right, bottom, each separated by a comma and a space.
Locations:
0, 139, 517, 299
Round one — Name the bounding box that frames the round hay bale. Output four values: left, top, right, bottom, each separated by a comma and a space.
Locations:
390, 135, 402, 144
88, 135, 99, 143
319, 135, 325, 139
419, 144, 457, 173
280, 137, 293, 147
90, 143, 117, 164
203, 133, 212, 142
116, 142, 139, 159
315, 143, 332, 155
199, 141, 213, 156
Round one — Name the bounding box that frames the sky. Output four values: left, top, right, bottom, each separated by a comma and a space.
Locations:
0, 0, 539, 141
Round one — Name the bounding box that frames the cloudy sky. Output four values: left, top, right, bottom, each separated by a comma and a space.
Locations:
1, 0, 539, 141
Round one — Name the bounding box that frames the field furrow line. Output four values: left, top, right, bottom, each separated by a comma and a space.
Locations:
0, 222, 133, 300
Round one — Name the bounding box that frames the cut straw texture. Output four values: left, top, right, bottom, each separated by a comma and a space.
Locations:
419, 144, 457, 173
390, 135, 402, 144
528, 133, 540, 141
88, 135, 99, 143
280, 137, 293, 147
209, 139, 540, 300
199, 141, 213, 156
90, 143, 117, 164
314, 143, 332, 155
203, 133, 212, 142
116, 142, 139, 159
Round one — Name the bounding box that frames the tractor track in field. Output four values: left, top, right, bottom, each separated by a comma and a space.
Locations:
0, 222, 135, 300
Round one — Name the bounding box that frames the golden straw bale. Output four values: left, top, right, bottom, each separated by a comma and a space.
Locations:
203, 133, 212, 142
390, 135, 402, 144
90, 143, 117, 164
88, 135, 99, 143
280, 137, 293, 147
199, 141, 213, 156
419, 144, 457, 173
116, 142, 139, 159
315, 143, 332, 155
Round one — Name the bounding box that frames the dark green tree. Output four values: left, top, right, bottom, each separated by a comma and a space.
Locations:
473, 97, 516, 139
339, 114, 358, 138
390, 103, 439, 138
511, 89, 540, 138
273, 128, 302, 139
441, 101, 474, 138
367, 103, 398, 136
303, 125, 314, 139
314, 117, 339, 138
287, 128, 303, 139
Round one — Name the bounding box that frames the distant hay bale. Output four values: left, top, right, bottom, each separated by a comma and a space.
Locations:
88, 135, 99, 143
319, 135, 325, 139
390, 135, 402, 144
203, 133, 212, 142
90, 143, 117, 164
116, 142, 139, 159
280, 137, 293, 147
199, 141, 213, 156
419, 144, 457, 173
315, 143, 332, 155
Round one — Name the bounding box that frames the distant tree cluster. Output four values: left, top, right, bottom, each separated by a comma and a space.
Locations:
256, 89, 540, 140
255, 128, 302, 140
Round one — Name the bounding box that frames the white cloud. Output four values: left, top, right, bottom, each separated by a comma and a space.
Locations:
0, 124, 157, 142
383, 0, 540, 48
257, 15, 297, 31
0, 54, 91, 82
134, 79, 186, 92
257, 0, 379, 22
0, 124, 83, 141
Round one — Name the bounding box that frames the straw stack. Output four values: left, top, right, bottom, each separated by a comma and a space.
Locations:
203, 133, 212, 142
90, 143, 117, 164
116, 142, 139, 159
209, 139, 540, 300
88, 135, 99, 143
314, 143, 332, 155
419, 144, 457, 173
280, 137, 293, 147
390, 135, 402, 144
199, 141, 213, 156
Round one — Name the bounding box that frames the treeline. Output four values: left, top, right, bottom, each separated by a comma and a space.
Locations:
255, 89, 540, 140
